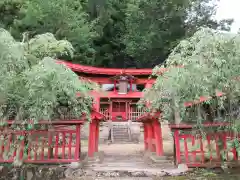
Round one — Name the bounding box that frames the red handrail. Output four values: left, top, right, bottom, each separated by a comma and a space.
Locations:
0, 121, 83, 163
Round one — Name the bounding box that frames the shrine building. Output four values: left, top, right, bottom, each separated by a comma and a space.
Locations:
57, 60, 164, 157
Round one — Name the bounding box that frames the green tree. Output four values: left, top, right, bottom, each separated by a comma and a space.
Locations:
0, 0, 234, 68
0, 0, 23, 29
142, 28, 240, 124
0, 28, 95, 123
8, 0, 97, 64
122, 0, 234, 68
90, 0, 130, 67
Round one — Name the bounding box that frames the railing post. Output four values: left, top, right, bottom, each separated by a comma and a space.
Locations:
88, 120, 96, 157
146, 123, 154, 152
143, 123, 148, 150
174, 129, 181, 165
153, 120, 163, 156
95, 122, 99, 153
75, 124, 81, 160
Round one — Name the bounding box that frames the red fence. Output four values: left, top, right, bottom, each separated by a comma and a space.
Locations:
171, 123, 239, 167
0, 120, 83, 163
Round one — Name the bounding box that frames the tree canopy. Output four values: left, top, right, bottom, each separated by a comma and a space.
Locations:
142, 28, 240, 124
0, 0, 234, 68
0, 28, 96, 124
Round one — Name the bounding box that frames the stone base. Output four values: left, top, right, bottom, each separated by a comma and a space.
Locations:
143, 151, 174, 166
86, 151, 105, 164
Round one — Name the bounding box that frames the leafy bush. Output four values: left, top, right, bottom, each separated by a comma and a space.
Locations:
0, 28, 96, 124
143, 28, 240, 123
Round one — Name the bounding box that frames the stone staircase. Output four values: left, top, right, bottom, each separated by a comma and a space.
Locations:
98, 122, 142, 144
84, 153, 177, 177
111, 122, 131, 143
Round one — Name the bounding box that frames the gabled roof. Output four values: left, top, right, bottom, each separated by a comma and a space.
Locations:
57, 60, 153, 76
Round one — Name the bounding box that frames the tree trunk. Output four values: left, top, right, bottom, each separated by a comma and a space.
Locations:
172, 94, 181, 124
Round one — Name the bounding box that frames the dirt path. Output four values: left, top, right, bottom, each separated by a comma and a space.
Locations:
80, 143, 176, 177
91, 143, 144, 155
82, 141, 174, 155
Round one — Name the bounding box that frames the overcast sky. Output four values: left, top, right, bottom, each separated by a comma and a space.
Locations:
216, 0, 240, 32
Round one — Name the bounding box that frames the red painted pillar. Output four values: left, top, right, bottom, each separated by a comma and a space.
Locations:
95, 122, 99, 152
143, 123, 148, 151
88, 120, 96, 157
152, 122, 156, 153
153, 120, 163, 156
75, 124, 81, 160
146, 123, 154, 152
174, 130, 181, 165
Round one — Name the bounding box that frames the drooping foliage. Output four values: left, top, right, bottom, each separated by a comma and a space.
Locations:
142, 28, 240, 124
0, 28, 96, 124
0, 0, 234, 68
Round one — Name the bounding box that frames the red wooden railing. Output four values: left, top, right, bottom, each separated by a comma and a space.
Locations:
0, 120, 83, 163
100, 107, 146, 121
171, 123, 239, 167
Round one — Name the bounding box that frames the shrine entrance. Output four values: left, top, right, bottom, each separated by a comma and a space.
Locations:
99, 98, 144, 144
58, 60, 165, 160
86, 97, 164, 159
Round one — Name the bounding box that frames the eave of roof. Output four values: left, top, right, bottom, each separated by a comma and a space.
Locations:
56, 60, 153, 75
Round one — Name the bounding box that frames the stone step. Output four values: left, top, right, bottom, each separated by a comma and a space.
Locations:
113, 137, 130, 139
112, 131, 128, 133
88, 163, 148, 167
112, 136, 129, 138
112, 126, 128, 127
100, 121, 141, 143
112, 125, 128, 127
94, 159, 173, 165
112, 133, 128, 135
112, 141, 132, 143
112, 129, 128, 132
112, 135, 129, 137
112, 132, 129, 135
86, 159, 174, 166
112, 137, 130, 140
112, 130, 128, 132
113, 131, 128, 135
112, 138, 130, 140
112, 124, 130, 143
112, 129, 128, 131
112, 139, 131, 141
86, 165, 175, 172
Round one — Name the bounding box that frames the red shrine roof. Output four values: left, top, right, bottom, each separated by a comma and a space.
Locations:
57, 60, 153, 76
58, 60, 227, 111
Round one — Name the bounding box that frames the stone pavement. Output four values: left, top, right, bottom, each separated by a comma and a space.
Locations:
72, 143, 188, 179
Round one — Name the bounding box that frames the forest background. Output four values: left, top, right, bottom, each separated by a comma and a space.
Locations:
0, 0, 234, 68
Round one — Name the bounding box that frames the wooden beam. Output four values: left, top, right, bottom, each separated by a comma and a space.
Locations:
80, 76, 156, 84
91, 91, 143, 98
